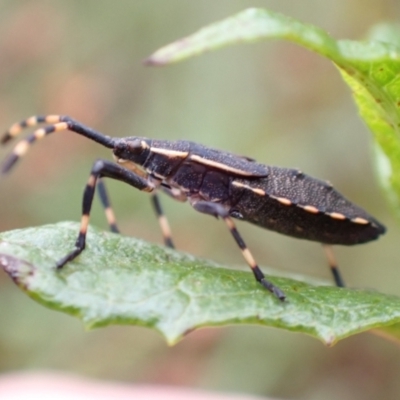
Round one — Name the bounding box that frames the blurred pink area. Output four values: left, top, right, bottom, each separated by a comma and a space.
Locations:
0, 372, 272, 400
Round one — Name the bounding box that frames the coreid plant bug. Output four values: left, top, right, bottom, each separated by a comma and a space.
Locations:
1, 115, 386, 300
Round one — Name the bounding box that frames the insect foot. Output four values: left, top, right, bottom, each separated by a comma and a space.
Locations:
192, 200, 285, 301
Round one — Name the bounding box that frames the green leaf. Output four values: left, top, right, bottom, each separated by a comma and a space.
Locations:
147, 8, 400, 213
1, 222, 400, 345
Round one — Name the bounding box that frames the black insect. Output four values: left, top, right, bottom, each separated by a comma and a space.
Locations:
1, 115, 386, 301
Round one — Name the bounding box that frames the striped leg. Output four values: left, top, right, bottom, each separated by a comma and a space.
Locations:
56, 159, 154, 269
1, 115, 115, 173
192, 201, 285, 301
97, 178, 119, 234
151, 194, 175, 249
322, 245, 345, 287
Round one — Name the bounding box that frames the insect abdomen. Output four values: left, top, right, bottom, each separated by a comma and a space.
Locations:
230, 167, 386, 245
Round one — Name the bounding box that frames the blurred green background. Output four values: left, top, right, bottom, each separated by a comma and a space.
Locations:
1, 1, 400, 399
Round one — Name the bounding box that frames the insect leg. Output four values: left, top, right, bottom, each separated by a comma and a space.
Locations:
322, 245, 345, 287
56, 159, 154, 269
1, 115, 115, 173
192, 201, 285, 301
151, 185, 187, 248
150, 194, 175, 249
97, 178, 120, 233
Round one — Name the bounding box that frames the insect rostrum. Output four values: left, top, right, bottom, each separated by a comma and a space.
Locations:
1, 115, 386, 301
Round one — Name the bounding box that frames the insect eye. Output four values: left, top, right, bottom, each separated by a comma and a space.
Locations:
113, 138, 149, 162
127, 139, 145, 154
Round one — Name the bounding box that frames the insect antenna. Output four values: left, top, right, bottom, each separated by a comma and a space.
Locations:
2, 115, 56, 144
1, 115, 116, 174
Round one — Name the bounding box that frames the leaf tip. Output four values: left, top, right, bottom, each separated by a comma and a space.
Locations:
142, 56, 164, 67
323, 335, 338, 347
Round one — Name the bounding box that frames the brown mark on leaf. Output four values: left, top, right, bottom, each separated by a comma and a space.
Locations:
183, 327, 196, 337
0, 252, 35, 290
